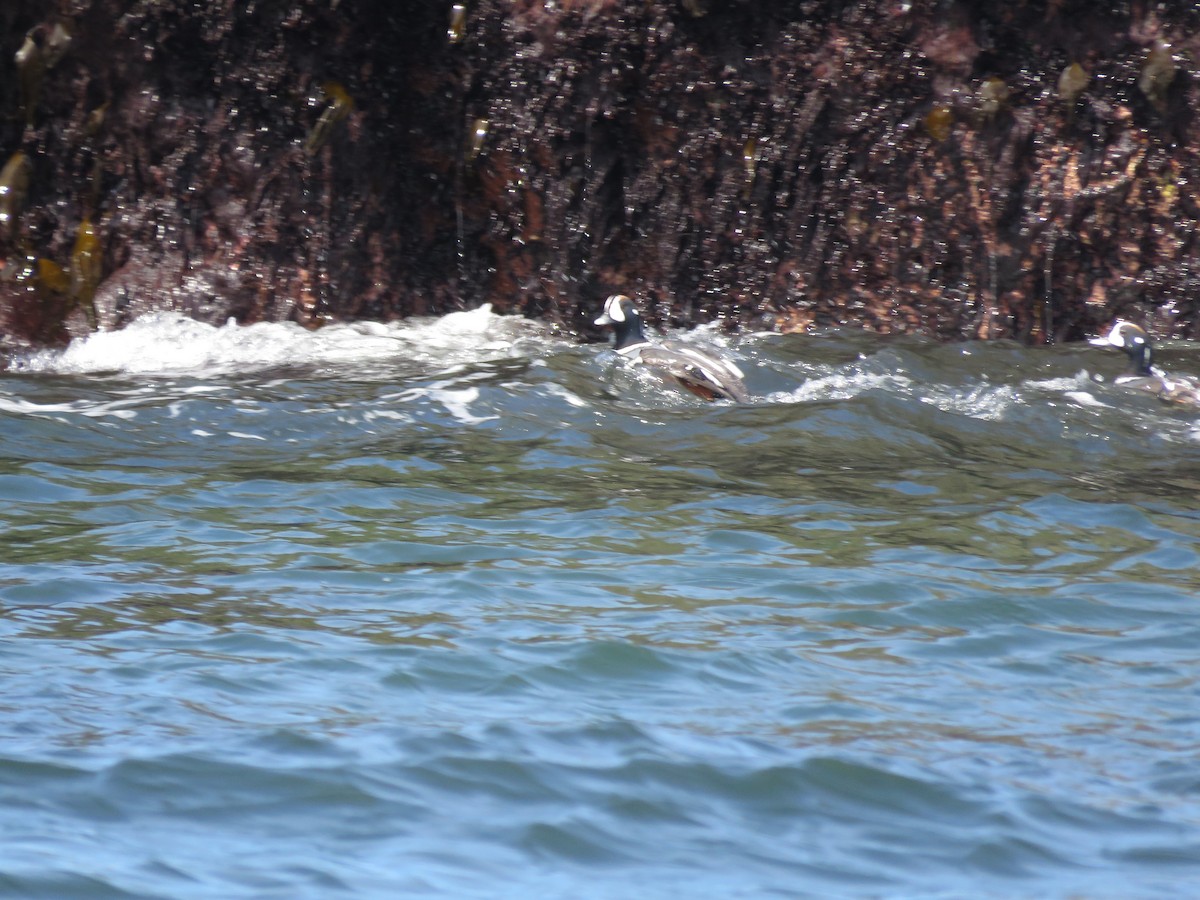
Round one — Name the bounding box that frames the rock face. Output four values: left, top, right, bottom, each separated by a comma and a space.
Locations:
2, 1, 1200, 350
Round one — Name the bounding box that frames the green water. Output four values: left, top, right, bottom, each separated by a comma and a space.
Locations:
1, 312, 1199, 897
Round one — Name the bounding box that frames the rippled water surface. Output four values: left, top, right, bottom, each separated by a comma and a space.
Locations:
2, 309, 1200, 898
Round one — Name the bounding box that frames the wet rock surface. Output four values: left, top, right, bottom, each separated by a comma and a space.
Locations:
2, 0, 1200, 350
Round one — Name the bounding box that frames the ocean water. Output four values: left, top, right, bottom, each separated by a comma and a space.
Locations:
1, 307, 1199, 898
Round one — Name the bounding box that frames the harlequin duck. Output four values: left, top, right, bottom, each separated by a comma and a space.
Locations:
594, 294, 749, 403
1090, 321, 1200, 407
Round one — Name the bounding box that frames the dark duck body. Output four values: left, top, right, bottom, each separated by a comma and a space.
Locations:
594, 294, 749, 403
1090, 321, 1200, 408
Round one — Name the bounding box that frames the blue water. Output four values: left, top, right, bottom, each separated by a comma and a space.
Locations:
2, 310, 1199, 898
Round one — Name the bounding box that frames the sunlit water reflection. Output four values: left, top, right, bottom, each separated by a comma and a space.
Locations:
2, 309, 1199, 897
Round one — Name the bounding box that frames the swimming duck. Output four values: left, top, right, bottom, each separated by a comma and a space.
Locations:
1089, 321, 1200, 407
594, 294, 749, 402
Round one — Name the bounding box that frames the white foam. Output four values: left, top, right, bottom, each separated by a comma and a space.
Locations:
428, 386, 496, 425
542, 383, 589, 409
770, 370, 913, 404
767, 365, 1106, 422
921, 383, 1018, 420
1025, 371, 1098, 393
1062, 390, 1107, 408
9, 306, 555, 378
0, 394, 144, 419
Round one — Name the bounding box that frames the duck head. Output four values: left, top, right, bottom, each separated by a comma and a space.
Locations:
1090, 321, 1155, 376
594, 294, 649, 352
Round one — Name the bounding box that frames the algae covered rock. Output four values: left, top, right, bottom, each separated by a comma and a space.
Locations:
2, 0, 1200, 350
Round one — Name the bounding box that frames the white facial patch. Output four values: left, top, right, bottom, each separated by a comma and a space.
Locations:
594, 295, 627, 326
1089, 323, 1130, 348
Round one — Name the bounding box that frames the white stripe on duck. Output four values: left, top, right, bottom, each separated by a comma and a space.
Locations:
594, 294, 749, 403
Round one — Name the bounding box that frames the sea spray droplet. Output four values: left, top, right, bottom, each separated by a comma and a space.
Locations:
468, 117, 489, 161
